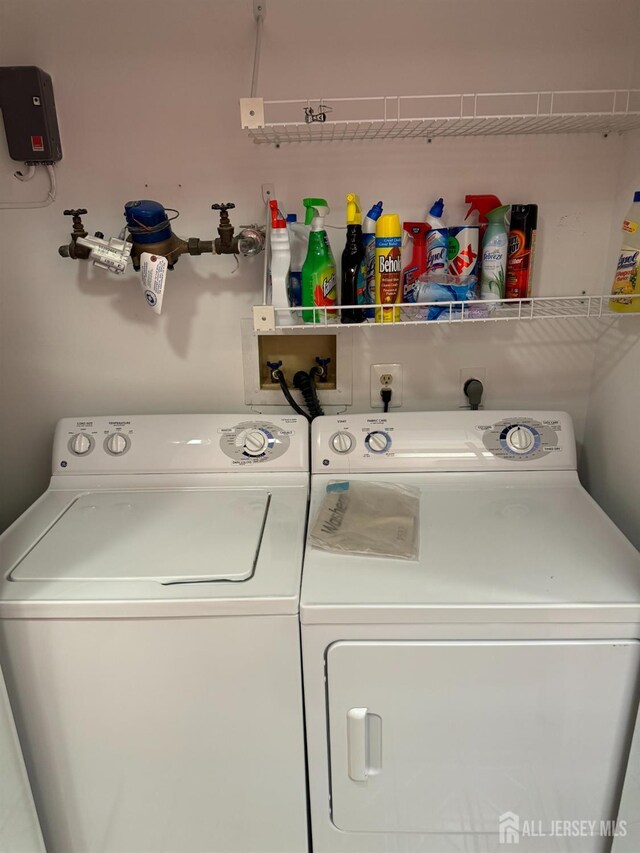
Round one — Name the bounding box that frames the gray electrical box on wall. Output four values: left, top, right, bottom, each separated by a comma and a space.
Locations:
0, 66, 62, 163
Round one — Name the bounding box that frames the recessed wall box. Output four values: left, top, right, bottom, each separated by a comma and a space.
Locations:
0, 66, 62, 163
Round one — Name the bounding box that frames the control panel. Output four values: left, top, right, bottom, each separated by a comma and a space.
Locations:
53, 415, 306, 474
313, 411, 575, 473
218, 420, 290, 463
480, 416, 560, 461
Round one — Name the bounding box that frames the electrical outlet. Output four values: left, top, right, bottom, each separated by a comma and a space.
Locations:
459, 367, 487, 405
371, 363, 403, 408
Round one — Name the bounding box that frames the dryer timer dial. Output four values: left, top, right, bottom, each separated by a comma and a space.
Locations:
505, 425, 536, 454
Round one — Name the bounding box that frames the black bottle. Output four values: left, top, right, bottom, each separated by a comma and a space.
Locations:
341, 195, 366, 324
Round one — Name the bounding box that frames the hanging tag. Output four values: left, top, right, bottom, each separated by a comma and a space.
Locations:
139, 253, 168, 314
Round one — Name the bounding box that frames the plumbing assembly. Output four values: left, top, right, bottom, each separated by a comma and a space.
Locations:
58, 200, 266, 312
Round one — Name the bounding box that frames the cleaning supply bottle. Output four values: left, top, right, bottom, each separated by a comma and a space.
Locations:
375, 213, 402, 323
301, 198, 337, 323
464, 194, 503, 279
268, 200, 293, 324
402, 222, 431, 302
360, 201, 383, 319
341, 193, 365, 324
425, 198, 448, 274
480, 204, 511, 300
610, 190, 640, 313
465, 194, 503, 233
506, 204, 538, 299
286, 213, 304, 308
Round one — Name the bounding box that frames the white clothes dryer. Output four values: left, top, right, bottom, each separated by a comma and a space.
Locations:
302, 411, 640, 853
0, 414, 309, 853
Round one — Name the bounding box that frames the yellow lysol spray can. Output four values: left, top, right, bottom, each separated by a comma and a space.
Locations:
375, 213, 402, 322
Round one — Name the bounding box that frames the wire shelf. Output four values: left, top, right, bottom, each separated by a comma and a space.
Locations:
241, 89, 640, 144
254, 295, 640, 332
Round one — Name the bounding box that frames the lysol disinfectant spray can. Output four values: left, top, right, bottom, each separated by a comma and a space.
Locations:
609, 190, 640, 313
375, 213, 402, 323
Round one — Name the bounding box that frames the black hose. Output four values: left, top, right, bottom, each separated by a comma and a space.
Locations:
273, 370, 311, 422
294, 370, 324, 419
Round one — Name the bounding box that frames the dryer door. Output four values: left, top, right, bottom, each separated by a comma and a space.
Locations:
326, 640, 640, 835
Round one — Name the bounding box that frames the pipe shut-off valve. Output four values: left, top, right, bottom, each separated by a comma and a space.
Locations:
58, 199, 266, 313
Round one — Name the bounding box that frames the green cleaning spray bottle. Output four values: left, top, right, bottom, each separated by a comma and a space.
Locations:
301, 198, 337, 323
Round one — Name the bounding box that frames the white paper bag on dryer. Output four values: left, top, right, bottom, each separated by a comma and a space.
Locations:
309, 480, 420, 561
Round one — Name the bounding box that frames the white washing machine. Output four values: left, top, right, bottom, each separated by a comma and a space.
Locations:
302, 411, 640, 853
0, 413, 309, 853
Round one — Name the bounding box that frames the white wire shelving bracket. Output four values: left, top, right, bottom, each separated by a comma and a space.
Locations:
252, 294, 640, 333
240, 89, 640, 144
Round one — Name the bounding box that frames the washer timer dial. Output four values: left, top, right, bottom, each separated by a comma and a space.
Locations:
241, 429, 269, 457
220, 421, 290, 463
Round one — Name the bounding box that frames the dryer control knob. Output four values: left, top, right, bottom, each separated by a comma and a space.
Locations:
70, 433, 92, 455
106, 433, 129, 455
365, 430, 391, 454
243, 429, 268, 456
506, 425, 535, 454
331, 432, 354, 454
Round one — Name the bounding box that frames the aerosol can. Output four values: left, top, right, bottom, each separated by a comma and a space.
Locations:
609, 191, 640, 313
375, 213, 402, 323
480, 204, 511, 300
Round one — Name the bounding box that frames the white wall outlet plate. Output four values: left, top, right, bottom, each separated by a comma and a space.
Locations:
371, 363, 403, 408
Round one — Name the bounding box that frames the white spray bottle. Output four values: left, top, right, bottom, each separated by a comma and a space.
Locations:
269, 199, 293, 324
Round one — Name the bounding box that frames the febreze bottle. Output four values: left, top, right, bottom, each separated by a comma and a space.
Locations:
480, 204, 511, 300
301, 198, 337, 323
375, 213, 402, 323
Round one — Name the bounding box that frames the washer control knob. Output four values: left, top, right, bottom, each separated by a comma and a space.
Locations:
70, 433, 92, 455
506, 425, 535, 454
365, 430, 391, 454
243, 429, 268, 456
106, 433, 129, 455
331, 432, 354, 454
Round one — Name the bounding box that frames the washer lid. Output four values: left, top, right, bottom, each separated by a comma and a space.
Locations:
10, 490, 271, 584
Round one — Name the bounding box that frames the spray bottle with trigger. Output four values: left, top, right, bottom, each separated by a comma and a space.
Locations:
402, 222, 431, 303
301, 198, 337, 323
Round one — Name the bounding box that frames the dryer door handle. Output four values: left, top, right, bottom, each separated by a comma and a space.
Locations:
347, 707, 382, 782
347, 708, 368, 781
